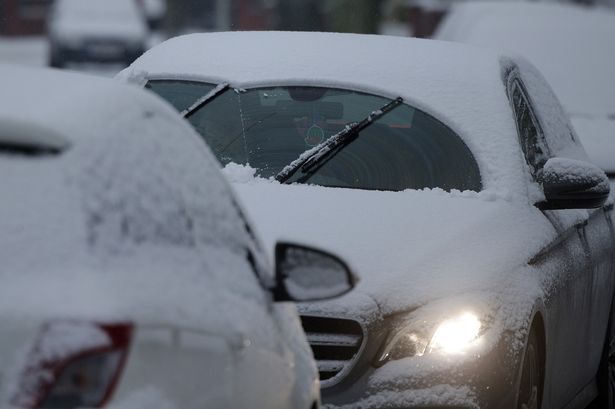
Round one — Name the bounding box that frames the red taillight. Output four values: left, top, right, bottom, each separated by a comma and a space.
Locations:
12, 321, 133, 409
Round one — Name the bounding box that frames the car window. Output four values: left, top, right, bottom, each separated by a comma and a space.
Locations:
146, 81, 483, 193
145, 80, 217, 112
508, 77, 550, 176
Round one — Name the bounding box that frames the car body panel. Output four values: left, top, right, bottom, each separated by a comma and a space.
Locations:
0, 65, 318, 409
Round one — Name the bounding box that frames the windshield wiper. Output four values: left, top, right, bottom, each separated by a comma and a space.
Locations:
181, 82, 230, 119
275, 97, 403, 184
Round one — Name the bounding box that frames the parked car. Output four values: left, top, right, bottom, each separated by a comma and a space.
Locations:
435, 1, 615, 185
0, 64, 358, 409
47, 0, 148, 68
120, 31, 615, 408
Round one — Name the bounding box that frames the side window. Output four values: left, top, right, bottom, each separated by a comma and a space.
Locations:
508, 78, 550, 176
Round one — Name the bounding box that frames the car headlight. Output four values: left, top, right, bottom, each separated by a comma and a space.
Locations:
375, 312, 483, 366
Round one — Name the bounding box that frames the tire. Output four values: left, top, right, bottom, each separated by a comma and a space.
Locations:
591, 301, 615, 408
517, 329, 543, 409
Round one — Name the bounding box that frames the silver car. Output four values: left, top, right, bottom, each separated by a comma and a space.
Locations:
0, 64, 356, 409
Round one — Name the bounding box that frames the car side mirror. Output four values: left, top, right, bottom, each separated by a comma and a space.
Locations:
537, 157, 610, 210
271, 243, 358, 303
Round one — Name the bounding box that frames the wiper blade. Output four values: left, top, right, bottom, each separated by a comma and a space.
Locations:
181, 82, 230, 118
275, 97, 403, 184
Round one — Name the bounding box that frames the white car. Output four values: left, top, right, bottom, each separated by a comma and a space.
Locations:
435, 1, 615, 183
121, 31, 615, 408
47, 0, 148, 68
0, 64, 357, 409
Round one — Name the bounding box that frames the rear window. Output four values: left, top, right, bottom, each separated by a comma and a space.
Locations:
147, 81, 483, 192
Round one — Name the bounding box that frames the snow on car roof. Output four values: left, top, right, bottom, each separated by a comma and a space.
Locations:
120, 31, 530, 197
0, 65, 274, 338
0, 64, 180, 146
436, 1, 615, 118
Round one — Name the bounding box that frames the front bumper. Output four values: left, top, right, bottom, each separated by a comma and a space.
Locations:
319, 327, 521, 409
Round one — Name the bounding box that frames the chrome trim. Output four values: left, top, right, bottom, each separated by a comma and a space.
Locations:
300, 314, 368, 388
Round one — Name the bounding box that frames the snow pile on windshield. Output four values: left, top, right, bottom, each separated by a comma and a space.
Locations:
222, 162, 261, 184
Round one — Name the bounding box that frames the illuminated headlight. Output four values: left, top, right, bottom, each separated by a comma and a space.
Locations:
376, 312, 483, 366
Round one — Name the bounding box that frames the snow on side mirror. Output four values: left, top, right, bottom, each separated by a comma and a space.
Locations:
537, 157, 610, 210
272, 243, 357, 303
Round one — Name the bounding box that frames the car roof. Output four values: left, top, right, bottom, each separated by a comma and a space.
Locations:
122, 31, 506, 108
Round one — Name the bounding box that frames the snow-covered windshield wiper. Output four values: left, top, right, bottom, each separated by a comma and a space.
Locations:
181, 82, 230, 119
275, 97, 403, 184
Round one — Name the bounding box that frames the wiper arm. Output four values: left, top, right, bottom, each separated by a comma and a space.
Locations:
181, 82, 230, 119
275, 97, 403, 184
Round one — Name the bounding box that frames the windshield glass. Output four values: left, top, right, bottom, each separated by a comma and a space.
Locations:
146, 81, 482, 192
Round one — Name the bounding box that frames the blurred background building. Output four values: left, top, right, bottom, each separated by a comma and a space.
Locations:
2, 0, 614, 38
0, 0, 51, 35
0, 0, 613, 74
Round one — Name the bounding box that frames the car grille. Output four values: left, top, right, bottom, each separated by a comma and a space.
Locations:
300, 315, 364, 386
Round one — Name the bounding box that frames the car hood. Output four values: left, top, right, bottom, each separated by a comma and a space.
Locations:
232, 180, 559, 316
571, 115, 615, 174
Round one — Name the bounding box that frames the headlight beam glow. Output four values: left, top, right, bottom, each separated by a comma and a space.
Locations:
429, 312, 482, 354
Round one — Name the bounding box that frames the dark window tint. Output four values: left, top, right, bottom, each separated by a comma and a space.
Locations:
145, 80, 216, 112
147, 81, 482, 192
509, 79, 549, 174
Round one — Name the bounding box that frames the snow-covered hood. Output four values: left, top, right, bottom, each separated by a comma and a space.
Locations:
231, 180, 558, 316
571, 115, 615, 174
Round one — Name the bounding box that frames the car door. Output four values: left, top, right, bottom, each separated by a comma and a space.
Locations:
506, 72, 596, 407
514, 65, 615, 405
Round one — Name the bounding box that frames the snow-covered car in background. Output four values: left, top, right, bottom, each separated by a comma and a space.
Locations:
47, 0, 148, 68
120, 31, 615, 408
136, 0, 167, 31
0, 64, 358, 409
435, 2, 615, 185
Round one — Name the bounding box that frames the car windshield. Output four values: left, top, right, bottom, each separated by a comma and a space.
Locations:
146, 80, 482, 192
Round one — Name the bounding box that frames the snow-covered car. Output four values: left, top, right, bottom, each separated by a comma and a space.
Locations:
119, 32, 615, 408
0, 64, 358, 409
47, 0, 148, 68
435, 2, 615, 184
